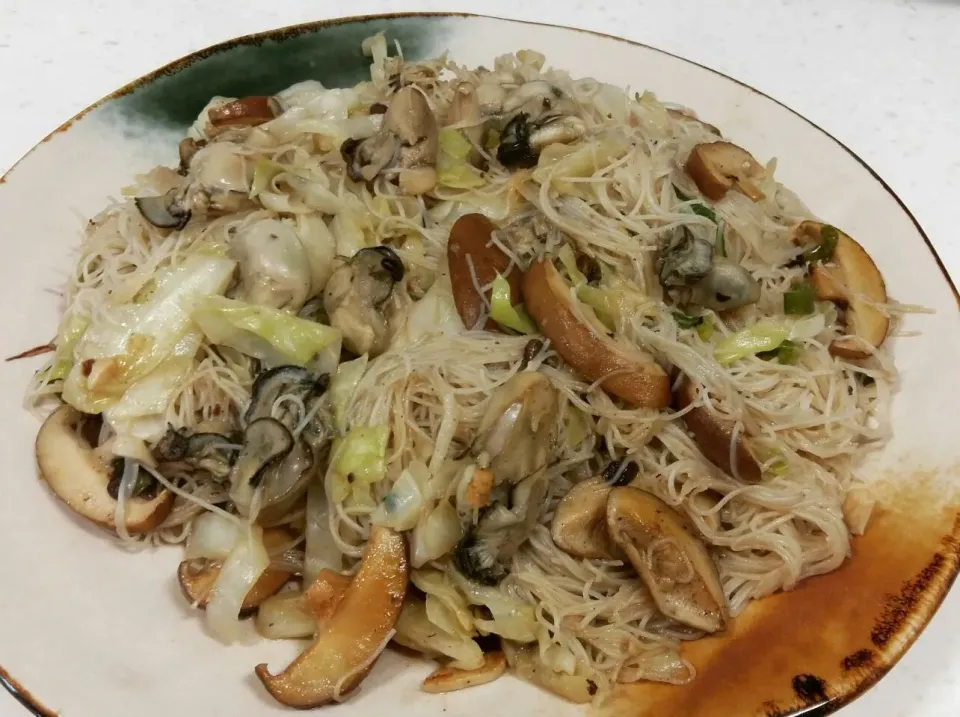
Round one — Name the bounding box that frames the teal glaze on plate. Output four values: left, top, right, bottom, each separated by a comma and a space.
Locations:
104, 15, 450, 130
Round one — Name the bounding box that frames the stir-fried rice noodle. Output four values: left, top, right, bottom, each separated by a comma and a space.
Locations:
27, 37, 914, 703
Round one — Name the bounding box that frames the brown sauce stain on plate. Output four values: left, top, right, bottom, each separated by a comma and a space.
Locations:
602, 472, 960, 717
0, 664, 58, 717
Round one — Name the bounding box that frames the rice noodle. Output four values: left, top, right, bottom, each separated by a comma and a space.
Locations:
25, 42, 908, 702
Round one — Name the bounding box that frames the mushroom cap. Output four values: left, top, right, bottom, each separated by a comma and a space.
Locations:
674, 378, 763, 483
178, 526, 297, 612
421, 651, 507, 694
447, 213, 522, 332
794, 221, 889, 359
606, 486, 728, 633
255, 526, 408, 708
35, 406, 172, 534
207, 96, 281, 129
522, 259, 671, 409
551, 477, 622, 560
685, 141, 765, 202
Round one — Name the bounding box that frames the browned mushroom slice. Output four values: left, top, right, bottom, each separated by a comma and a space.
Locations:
208, 96, 281, 129
178, 527, 297, 612
447, 213, 521, 332
255, 526, 409, 708
674, 378, 762, 483
793, 221, 889, 360
522, 260, 670, 409
551, 477, 622, 560
666, 108, 721, 136
606, 486, 728, 633
685, 141, 765, 201
421, 652, 507, 694
35, 406, 172, 533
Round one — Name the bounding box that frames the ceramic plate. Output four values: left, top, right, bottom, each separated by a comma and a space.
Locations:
1, 12, 957, 717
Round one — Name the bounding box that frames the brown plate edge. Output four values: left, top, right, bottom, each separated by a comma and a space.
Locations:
1, 10, 957, 717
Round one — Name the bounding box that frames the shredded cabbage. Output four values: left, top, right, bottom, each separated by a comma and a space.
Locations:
328, 354, 369, 434
206, 525, 269, 644
437, 128, 486, 189
410, 501, 462, 568
328, 426, 390, 502
371, 468, 424, 531
192, 296, 342, 370
714, 321, 791, 365
62, 255, 236, 414
490, 274, 538, 334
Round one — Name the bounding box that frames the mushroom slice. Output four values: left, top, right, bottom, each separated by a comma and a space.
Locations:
36, 406, 172, 533
208, 96, 281, 129
421, 651, 507, 694
793, 221, 889, 359
606, 486, 729, 633
134, 189, 190, 229
255, 526, 409, 708
228, 418, 295, 516
323, 246, 405, 357
551, 477, 622, 560
474, 372, 558, 484
178, 527, 297, 611
522, 260, 671, 409
685, 142, 765, 201
447, 213, 521, 332
674, 378, 762, 483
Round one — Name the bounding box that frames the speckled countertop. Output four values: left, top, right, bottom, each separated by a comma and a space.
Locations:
0, 1, 958, 716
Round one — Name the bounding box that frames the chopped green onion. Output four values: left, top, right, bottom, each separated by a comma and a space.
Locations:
775, 339, 802, 364
490, 274, 537, 334
689, 203, 718, 223
714, 321, 790, 365
673, 312, 703, 329
715, 223, 726, 257
804, 224, 840, 263
783, 282, 816, 315
673, 184, 691, 201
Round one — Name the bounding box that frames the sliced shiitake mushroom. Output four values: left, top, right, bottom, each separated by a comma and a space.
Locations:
36, 406, 172, 533
522, 260, 670, 409
674, 378, 762, 483
551, 477, 622, 560
255, 526, 409, 708
685, 141, 765, 202
178, 527, 297, 612
792, 221, 889, 359
208, 96, 281, 129
606, 486, 728, 633
421, 651, 507, 694
447, 213, 522, 332
473, 372, 558, 484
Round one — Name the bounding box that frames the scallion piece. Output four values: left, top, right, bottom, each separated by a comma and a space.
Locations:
783, 283, 815, 315
804, 224, 840, 263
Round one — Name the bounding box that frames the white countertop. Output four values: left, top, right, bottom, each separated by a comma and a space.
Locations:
1, 1, 958, 715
